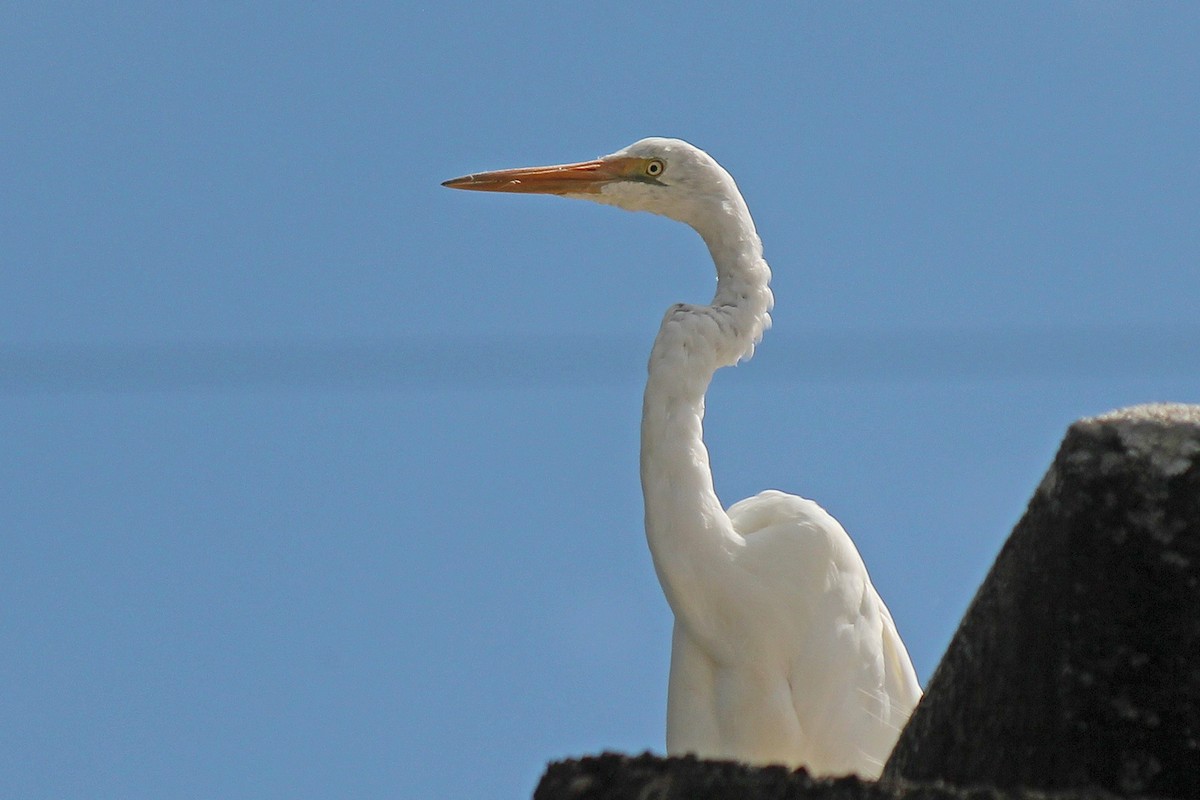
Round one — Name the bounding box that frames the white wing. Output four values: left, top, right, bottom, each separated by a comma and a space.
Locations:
721, 490, 922, 776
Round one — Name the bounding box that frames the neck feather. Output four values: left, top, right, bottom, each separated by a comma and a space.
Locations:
639, 196, 773, 638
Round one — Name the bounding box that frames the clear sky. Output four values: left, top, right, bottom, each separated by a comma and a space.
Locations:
3, 3, 1198, 798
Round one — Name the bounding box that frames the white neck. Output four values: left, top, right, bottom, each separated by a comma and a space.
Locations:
639, 196, 773, 640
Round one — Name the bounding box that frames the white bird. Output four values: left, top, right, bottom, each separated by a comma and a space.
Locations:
443, 138, 921, 777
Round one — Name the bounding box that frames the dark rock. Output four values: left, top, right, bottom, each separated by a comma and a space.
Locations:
884, 403, 1200, 797
532, 752, 1131, 800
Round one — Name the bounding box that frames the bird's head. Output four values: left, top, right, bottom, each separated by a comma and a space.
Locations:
442, 138, 745, 230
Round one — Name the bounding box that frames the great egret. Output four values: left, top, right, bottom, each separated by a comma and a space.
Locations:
443, 138, 921, 777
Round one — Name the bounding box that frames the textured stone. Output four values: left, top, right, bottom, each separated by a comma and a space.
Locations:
532, 752, 1130, 800
884, 403, 1200, 797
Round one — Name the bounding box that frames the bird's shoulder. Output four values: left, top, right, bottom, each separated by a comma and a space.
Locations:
728, 489, 844, 539
728, 489, 868, 572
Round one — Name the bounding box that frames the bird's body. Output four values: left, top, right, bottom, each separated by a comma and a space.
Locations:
664, 491, 921, 774
444, 138, 920, 777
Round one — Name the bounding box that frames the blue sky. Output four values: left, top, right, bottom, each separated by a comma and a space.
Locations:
3, 3, 1198, 798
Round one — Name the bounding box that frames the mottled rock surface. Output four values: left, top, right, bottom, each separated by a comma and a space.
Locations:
884, 403, 1200, 797
533, 752, 1132, 800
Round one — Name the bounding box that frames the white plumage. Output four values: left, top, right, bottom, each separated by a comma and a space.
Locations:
444, 138, 921, 777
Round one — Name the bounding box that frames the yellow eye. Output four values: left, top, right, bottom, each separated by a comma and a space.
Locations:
645, 159, 665, 177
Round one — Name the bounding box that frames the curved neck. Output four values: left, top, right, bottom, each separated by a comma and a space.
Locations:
640, 198, 773, 633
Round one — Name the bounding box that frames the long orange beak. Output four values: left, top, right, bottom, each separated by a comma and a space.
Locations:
442, 157, 637, 195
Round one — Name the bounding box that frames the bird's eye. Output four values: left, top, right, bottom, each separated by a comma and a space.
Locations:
645, 159, 665, 177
